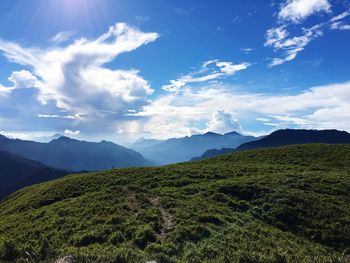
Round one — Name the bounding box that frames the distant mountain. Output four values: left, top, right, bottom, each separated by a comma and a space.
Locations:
0, 151, 69, 200
237, 129, 350, 151
0, 135, 152, 171
191, 148, 236, 161
32, 133, 62, 143
130, 131, 258, 165
131, 137, 163, 148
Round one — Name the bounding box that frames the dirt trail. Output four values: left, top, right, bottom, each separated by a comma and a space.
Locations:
149, 196, 174, 241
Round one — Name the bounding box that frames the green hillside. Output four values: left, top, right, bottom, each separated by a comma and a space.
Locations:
0, 144, 349, 262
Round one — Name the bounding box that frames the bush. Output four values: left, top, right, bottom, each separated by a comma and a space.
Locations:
134, 224, 157, 249
73, 231, 106, 247
0, 238, 19, 261
110, 231, 125, 245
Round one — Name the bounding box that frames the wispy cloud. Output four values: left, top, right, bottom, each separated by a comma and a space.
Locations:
51, 31, 75, 44
330, 10, 350, 30
265, 24, 323, 67
38, 113, 82, 119
240, 48, 253, 54
265, 0, 350, 66
162, 60, 250, 92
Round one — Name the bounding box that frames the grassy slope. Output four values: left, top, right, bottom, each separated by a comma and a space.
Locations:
0, 144, 349, 262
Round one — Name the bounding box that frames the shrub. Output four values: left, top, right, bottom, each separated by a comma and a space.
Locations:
134, 224, 157, 249
0, 238, 19, 261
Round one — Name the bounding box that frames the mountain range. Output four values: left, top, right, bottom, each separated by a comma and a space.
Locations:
192, 129, 350, 160
130, 131, 258, 165
0, 151, 68, 200
0, 135, 152, 171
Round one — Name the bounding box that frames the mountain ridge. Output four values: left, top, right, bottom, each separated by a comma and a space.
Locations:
0, 151, 69, 200
0, 135, 152, 171
192, 129, 350, 160
130, 131, 258, 164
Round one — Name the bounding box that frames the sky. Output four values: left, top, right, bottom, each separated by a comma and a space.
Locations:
0, 0, 350, 143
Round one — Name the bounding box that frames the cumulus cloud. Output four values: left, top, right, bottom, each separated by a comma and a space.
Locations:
0, 23, 161, 141
8, 70, 38, 89
162, 60, 250, 92
0, 70, 38, 95
0, 23, 158, 126
206, 110, 240, 134
132, 81, 350, 139
278, 0, 331, 23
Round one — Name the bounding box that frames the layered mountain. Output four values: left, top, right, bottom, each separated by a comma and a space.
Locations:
0, 135, 152, 171
130, 131, 257, 164
237, 129, 350, 151
0, 151, 68, 200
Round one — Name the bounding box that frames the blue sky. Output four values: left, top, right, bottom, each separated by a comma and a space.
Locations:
0, 0, 350, 143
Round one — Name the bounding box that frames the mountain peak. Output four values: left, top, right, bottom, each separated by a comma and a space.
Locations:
224, 131, 241, 136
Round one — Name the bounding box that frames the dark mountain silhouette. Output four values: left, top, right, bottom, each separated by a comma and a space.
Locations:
0, 135, 152, 171
131, 131, 258, 165
192, 129, 350, 160
237, 129, 350, 151
0, 151, 69, 200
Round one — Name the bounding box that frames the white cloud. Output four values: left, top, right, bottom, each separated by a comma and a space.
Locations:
278, 0, 331, 23
64, 129, 80, 135
330, 11, 350, 22
0, 70, 38, 95
132, 81, 350, 139
329, 10, 350, 30
38, 113, 82, 119
0, 84, 13, 95
240, 48, 253, 54
51, 31, 75, 44
265, 24, 323, 66
162, 60, 250, 92
206, 110, 240, 134
330, 22, 350, 30
0, 23, 158, 125
264, 1, 350, 66
8, 70, 38, 89
216, 61, 250, 75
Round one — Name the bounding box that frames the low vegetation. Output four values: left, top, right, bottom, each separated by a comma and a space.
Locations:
0, 144, 349, 262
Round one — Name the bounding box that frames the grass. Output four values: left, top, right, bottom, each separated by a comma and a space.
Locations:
0, 144, 349, 262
